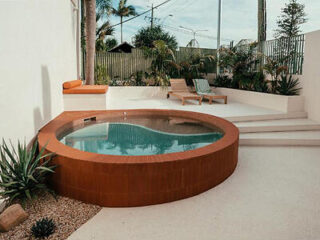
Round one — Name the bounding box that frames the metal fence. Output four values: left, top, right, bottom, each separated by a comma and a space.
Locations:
261, 34, 305, 75
82, 47, 216, 80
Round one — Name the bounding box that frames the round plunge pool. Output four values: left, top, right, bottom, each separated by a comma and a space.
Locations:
38, 109, 239, 207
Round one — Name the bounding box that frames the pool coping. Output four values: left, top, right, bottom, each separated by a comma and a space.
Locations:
38, 109, 239, 164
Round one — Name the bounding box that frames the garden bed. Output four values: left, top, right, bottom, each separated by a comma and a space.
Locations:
0, 193, 101, 240
214, 87, 305, 112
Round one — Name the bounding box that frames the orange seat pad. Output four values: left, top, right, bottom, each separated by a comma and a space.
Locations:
63, 85, 108, 94
63, 80, 82, 89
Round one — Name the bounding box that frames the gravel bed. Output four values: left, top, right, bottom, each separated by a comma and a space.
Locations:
0, 193, 101, 240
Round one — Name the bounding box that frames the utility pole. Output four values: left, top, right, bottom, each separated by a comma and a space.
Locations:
216, 0, 222, 75
258, 0, 267, 68
258, 0, 267, 43
151, 4, 154, 28
145, 4, 161, 28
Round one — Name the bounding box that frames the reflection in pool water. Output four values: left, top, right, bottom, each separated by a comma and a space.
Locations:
60, 122, 223, 156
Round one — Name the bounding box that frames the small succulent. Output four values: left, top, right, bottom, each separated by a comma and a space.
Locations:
276, 74, 302, 96
31, 217, 56, 239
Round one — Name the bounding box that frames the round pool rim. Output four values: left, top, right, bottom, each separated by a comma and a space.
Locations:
38, 109, 239, 207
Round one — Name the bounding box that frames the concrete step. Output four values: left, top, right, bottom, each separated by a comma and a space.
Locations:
240, 131, 320, 146
235, 118, 320, 133
226, 111, 308, 123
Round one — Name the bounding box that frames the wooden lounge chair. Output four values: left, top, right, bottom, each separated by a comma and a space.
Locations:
193, 79, 227, 104
168, 79, 202, 105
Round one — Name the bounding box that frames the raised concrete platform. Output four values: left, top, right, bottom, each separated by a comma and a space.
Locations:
107, 88, 286, 118
106, 87, 308, 122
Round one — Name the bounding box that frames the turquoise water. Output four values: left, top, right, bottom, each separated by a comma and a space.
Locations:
60, 122, 223, 156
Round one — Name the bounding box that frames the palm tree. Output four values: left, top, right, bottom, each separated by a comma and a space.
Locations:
96, 0, 112, 17
83, 0, 112, 84
96, 0, 114, 51
84, 0, 96, 85
96, 20, 114, 51
112, 0, 137, 43
148, 40, 176, 86
96, 14, 114, 41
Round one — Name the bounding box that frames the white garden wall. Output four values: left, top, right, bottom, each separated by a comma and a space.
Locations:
214, 88, 305, 113
300, 30, 320, 122
0, 0, 78, 144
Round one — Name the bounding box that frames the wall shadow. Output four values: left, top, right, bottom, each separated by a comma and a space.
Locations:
70, 0, 76, 40
41, 65, 52, 122
32, 65, 52, 146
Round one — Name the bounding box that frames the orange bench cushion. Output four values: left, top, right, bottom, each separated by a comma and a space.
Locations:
63, 85, 108, 94
63, 80, 82, 89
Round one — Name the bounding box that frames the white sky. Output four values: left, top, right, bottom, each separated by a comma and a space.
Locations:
108, 0, 320, 49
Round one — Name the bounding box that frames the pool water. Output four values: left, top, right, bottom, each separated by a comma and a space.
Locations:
60, 122, 223, 156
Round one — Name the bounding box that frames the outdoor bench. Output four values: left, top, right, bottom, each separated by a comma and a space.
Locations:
63, 80, 108, 110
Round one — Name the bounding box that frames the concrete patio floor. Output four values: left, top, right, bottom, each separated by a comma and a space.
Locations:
107, 95, 283, 118
68, 146, 320, 240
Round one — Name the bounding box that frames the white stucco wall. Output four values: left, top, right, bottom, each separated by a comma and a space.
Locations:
300, 30, 320, 122
0, 0, 78, 144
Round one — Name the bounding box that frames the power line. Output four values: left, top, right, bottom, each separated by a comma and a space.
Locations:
162, 24, 233, 42
161, 0, 192, 16
110, 0, 173, 28
175, 0, 195, 12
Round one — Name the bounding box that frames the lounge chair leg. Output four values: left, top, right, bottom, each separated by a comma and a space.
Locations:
199, 98, 202, 105
225, 97, 227, 104
209, 98, 213, 105
182, 99, 185, 105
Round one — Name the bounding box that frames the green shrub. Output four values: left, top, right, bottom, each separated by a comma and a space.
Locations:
239, 71, 269, 92
276, 74, 301, 95
95, 64, 110, 85
0, 140, 56, 203
130, 71, 146, 86
133, 25, 178, 50
31, 217, 56, 239
251, 71, 269, 93
213, 75, 233, 88
179, 61, 202, 86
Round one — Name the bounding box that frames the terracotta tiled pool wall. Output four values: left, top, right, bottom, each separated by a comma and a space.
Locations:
38, 110, 239, 207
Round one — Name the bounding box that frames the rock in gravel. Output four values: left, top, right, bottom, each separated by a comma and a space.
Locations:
0, 204, 28, 232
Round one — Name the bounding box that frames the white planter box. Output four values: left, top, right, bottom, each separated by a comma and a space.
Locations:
63, 94, 107, 111
214, 87, 305, 113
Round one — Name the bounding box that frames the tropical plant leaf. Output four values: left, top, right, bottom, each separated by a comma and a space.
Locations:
276, 74, 302, 95
0, 139, 56, 203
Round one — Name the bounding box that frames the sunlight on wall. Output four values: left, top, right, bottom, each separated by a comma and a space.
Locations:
0, 0, 78, 144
